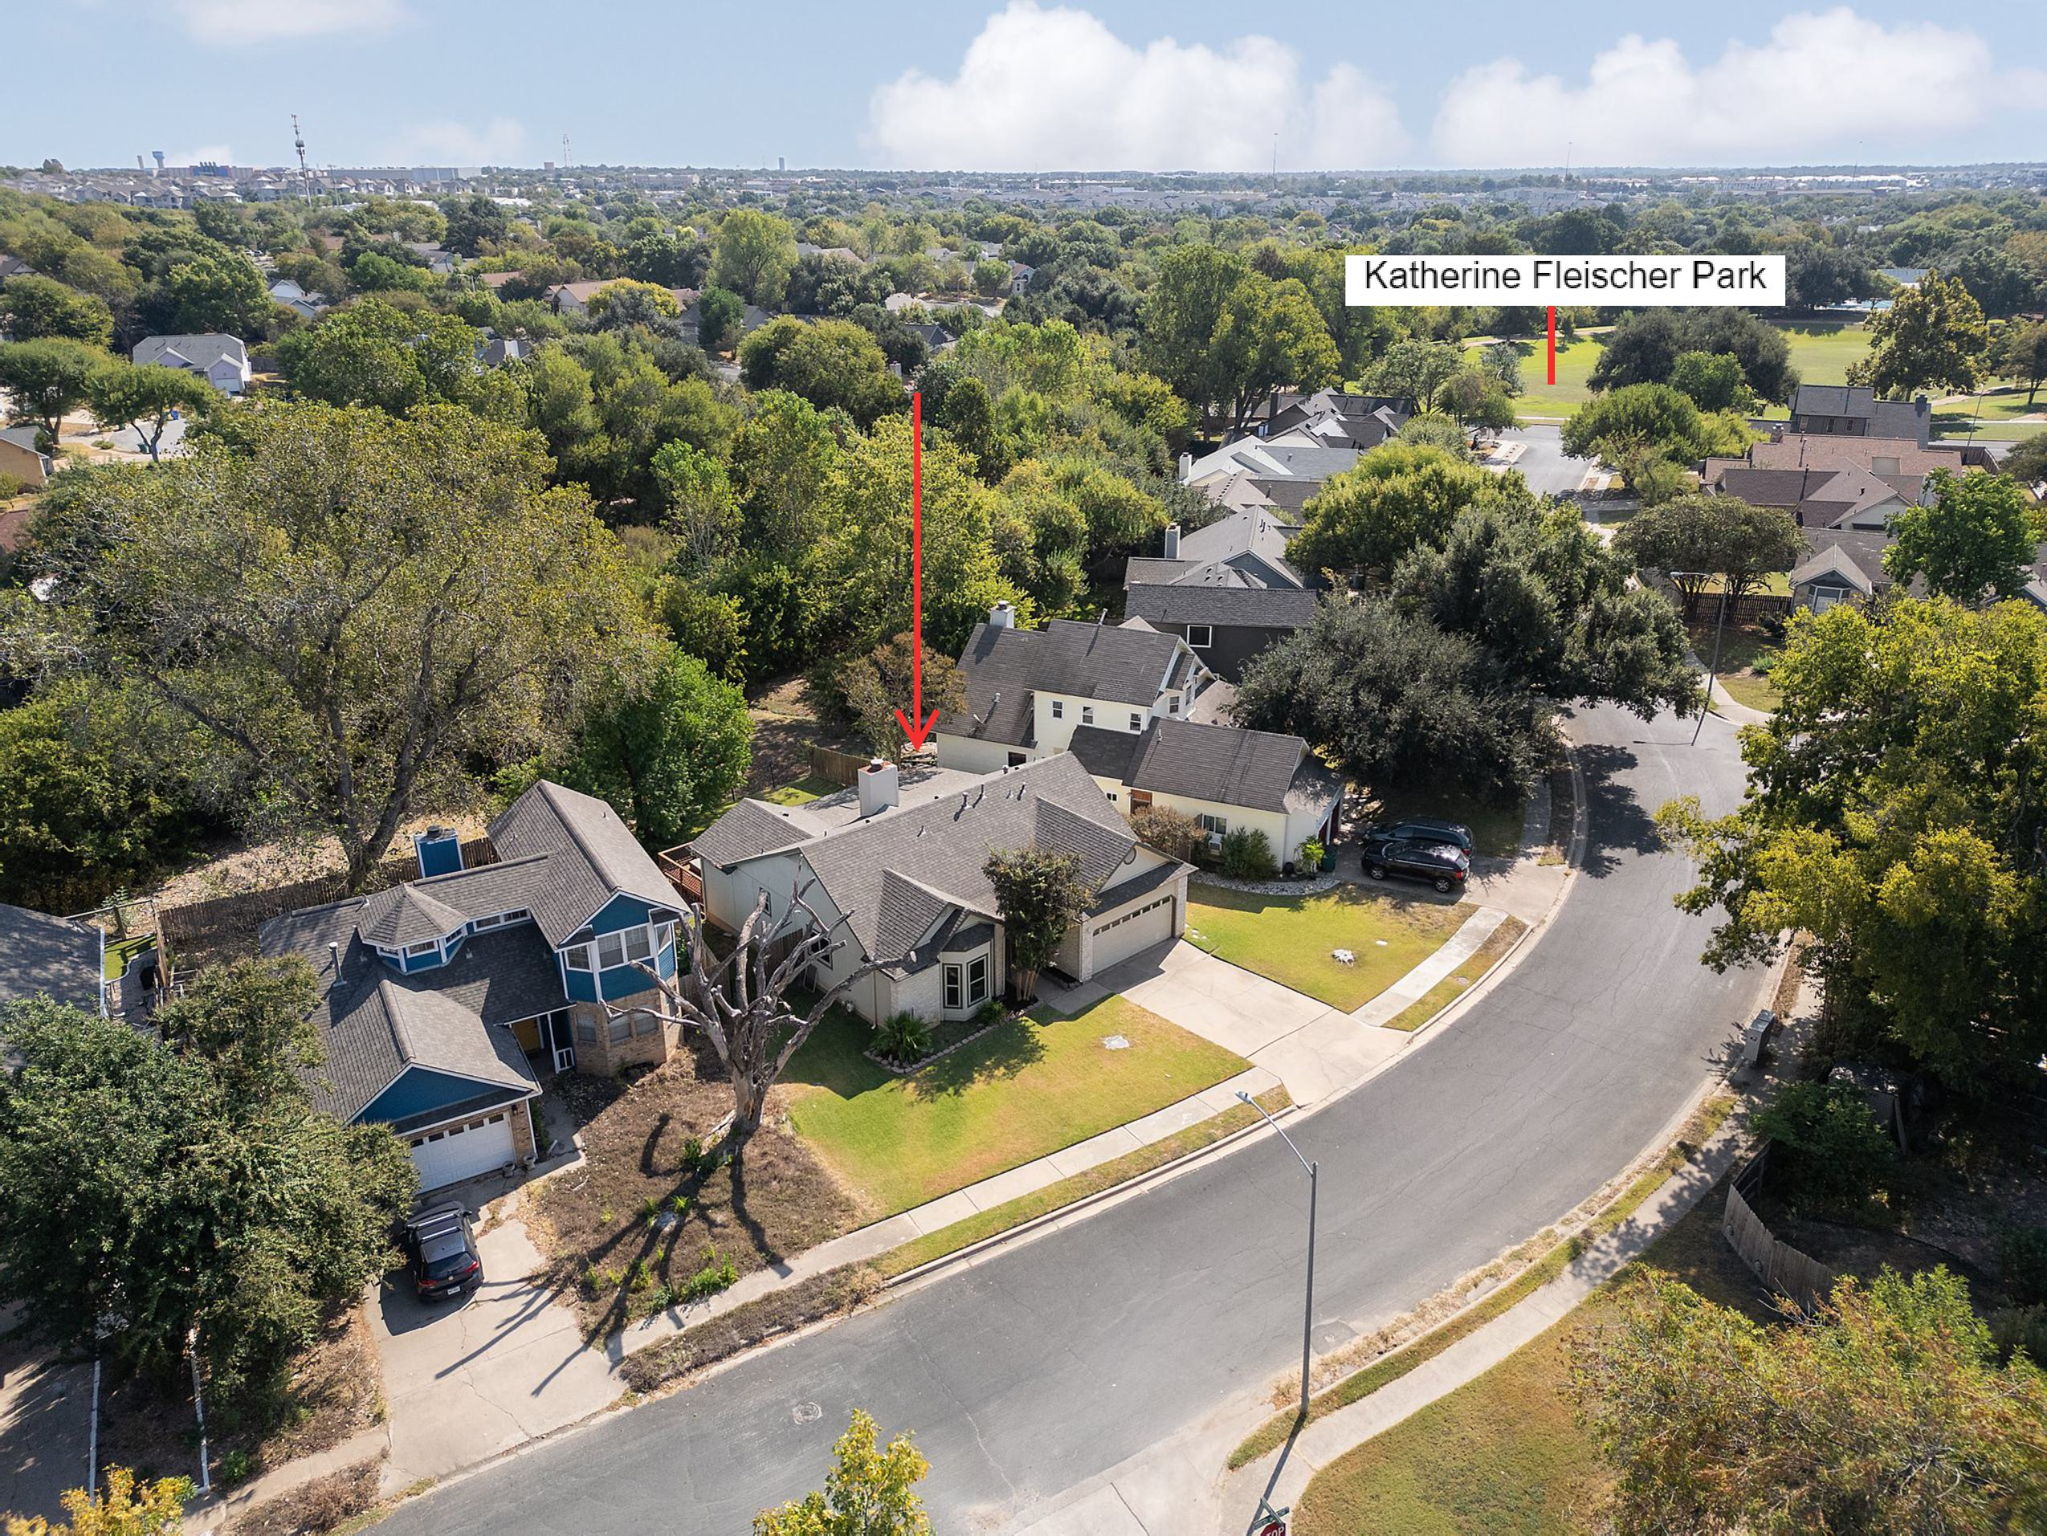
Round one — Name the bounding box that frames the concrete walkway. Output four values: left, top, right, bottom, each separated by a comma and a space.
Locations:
1213, 1103, 1749, 1534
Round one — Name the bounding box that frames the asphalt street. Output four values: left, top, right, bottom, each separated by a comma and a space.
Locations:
373, 700, 1758, 1535
1498, 423, 1592, 500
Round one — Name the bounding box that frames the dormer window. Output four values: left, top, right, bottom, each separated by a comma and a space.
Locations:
1129, 713, 1142, 731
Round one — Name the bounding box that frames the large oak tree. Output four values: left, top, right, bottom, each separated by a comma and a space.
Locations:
23, 401, 656, 889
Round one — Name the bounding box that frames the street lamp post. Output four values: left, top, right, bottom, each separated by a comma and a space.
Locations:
1237, 1091, 1318, 1420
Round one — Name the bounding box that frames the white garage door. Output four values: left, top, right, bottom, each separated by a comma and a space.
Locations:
408, 1110, 516, 1191
1089, 892, 1178, 974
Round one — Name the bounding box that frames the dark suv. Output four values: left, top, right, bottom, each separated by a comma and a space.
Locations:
401, 1202, 482, 1301
1378, 817, 1475, 854
1360, 834, 1470, 894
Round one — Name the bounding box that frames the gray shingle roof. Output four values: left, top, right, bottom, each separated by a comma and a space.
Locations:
352, 857, 551, 948
690, 799, 820, 869
1124, 585, 1320, 630
259, 900, 555, 1123
355, 883, 469, 949
489, 781, 680, 947
131, 333, 247, 371
1071, 718, 1339, 818
796, 754, 1136, 963
953, 619, 1189, 749
0, 902, 101, 1013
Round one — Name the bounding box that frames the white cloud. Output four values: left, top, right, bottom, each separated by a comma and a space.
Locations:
170, 0, 407, 45
1433, 8, 2047, 167
866, 1, 1407, 171
384, 117, 527, 167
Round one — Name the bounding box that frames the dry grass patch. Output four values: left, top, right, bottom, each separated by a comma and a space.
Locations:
1383, 916, 1529, 1032
530, 1040, 859, 1337
226, 1458, 383, 1536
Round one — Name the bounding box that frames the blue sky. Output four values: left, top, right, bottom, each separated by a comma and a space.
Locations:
11, 1, 2047, 172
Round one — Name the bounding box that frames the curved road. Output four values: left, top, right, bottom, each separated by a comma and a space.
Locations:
376, 701, 1757, 1535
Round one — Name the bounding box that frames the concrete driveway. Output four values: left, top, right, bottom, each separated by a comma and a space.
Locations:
0, 1317, 88, 1524
373, 1209, 617, 1491
1091, 941, 1405, 1106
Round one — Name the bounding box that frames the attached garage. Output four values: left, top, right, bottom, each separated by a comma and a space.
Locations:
408, 1109, 519, 1191
1087, 890, 1179, 973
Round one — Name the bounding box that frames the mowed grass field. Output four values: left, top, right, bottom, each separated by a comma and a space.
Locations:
1497, 320, 1873, 420
781, 996, 1246, 1217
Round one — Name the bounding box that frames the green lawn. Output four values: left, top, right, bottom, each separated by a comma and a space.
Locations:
1186, 886, 1471, 1011
760, 774, 839, 806
1497, 320, 1872, 422
102, 932, 155, 981
1932, 389, 2047, 442
1366, 785, 1528, 860
781, 996, 1247, 1217
1691, 621, 1785, 714
1293, 1187, 1771, 1536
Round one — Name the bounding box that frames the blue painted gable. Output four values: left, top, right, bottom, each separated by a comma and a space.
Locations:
585, 893, 674, 935
360, 1065, 524, 1126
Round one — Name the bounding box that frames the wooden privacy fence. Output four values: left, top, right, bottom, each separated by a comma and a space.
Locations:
160, 835, 497, 972
808, 744, 870, 787
1722, 1143, 1837, 1314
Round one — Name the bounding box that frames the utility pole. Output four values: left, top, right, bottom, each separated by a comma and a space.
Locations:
1238, 1091, 1318, 1421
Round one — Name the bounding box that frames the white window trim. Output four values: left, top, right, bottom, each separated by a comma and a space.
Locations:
1081, 705, 1094, 725
1129, 713, 1143, 731
1050, 699, 1064, 719
1186, 624, 1213, 649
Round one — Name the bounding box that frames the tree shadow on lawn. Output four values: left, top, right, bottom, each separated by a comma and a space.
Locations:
902, 1016, 1047, 1102
1572, 742, 1663, 879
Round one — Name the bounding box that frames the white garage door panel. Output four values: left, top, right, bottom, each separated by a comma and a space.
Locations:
409, 1112, 515, 1190
1089, 893, 1177, 974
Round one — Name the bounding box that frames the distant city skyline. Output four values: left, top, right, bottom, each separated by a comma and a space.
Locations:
14, 1, 2047, 174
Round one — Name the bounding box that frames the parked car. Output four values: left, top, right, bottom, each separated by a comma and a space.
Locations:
401, 1202, 482, 1300
1376, 817, 1475, 854
1360, 834, 1470, 894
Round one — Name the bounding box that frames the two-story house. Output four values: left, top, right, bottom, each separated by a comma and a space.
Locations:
260, 780, 685, 1191
689, 754, 1191, 1019
934, 606, 1220, 774
1122, 584, 1320, 684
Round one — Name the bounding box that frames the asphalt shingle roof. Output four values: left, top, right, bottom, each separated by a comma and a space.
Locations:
953, 619, 1188, 748
259, 900, 555, 1123
690, 800, 820, 869
1124, 585, 1320, 630
796, 754, 1136, 963
489, 781, 680, 947
1070, 719, 1332, 815
0, 902, 101, 1013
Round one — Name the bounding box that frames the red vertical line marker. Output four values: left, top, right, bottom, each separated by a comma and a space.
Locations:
1546, 305, 1557, 386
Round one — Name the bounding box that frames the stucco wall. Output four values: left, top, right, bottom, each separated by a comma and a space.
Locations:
933, 733, 1023, 773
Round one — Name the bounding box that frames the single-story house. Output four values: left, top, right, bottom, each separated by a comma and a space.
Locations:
1713, 465, 1915, 531
0, 424, 53, 490
1122, 583, 1319, 683
689, 754, 1191, 1020
1789, 529, 1899, 611
260, 781, 686, 1190
935, 605, 1222, 774
267, 278, 328, 322
1067, 718, 1341, 869
132, 333, 250, 395
0, 902, 104, 1015
1789, 384, 1931, 447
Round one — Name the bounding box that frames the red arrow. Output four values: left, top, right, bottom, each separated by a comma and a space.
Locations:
894, 390, 940, 752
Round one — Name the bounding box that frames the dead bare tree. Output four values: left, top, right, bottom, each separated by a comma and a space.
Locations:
622, 882, 883, 1153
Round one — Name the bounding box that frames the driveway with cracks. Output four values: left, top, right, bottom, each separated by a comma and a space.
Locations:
373, 1213, 616, 1492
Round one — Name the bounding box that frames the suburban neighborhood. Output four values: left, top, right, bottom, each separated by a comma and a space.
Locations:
4, 6, 2047, 1534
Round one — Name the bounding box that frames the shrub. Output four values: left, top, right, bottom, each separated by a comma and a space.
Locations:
641, 1196, 662, 1227
1219, 827, 1279, 881
1131, 806, 1203, 863
2001, 1225, 2047, 1307
1991, 1305, 2047, 1365
1299, 838, 1326, 871
873, 1010, 935, 1066
679, 1246, 739, 1302
221, 1447, 256, 1486
972, 998, 1005, 1026
1753, 1081, 1896, 1213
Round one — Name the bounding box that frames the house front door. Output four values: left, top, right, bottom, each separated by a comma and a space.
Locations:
547, 1010, 576, 1073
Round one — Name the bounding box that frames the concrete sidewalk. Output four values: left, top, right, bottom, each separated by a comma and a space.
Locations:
1213, 1108, 1748, 1533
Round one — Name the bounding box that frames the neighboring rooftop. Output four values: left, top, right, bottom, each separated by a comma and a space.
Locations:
1124, 584, 1320, 629
1068, 718, 1340, 818
950, 617, 1199, 746
0, 902, 102, 1014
